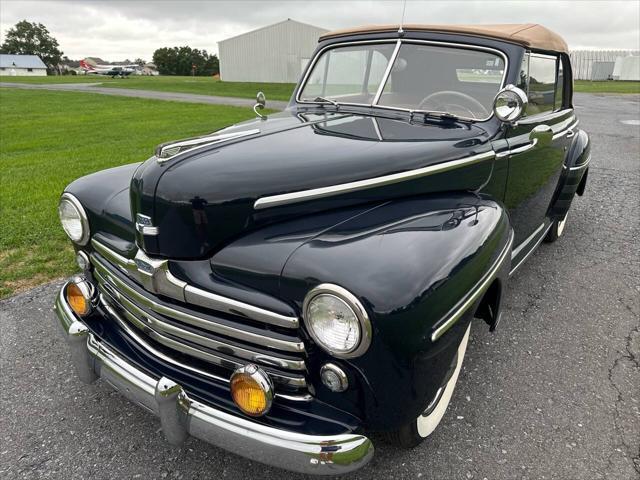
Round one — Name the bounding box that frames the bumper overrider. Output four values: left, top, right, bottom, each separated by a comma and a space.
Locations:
54, 285, 374, 475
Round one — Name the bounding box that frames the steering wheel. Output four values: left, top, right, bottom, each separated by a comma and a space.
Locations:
417, 91, 489, 119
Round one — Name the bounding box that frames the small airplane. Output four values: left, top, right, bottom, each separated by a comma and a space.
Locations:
80, 59, 137, 78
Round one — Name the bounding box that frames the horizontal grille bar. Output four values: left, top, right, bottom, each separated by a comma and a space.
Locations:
96, 272, 306, 371
91, 254, 305, 353
99, 293, 307, 389
92, 238, 299, 328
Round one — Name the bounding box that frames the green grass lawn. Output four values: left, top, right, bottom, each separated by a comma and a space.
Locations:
574, 80, 640, 94
1, 75, 297, 101
0, 88, 265, 298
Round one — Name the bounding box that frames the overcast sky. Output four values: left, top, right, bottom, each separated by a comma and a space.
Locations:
1, 0, 639, 61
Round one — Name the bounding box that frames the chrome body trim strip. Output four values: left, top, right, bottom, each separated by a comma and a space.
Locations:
254, 150, 495, 209
295, 38, 508, 123
54, 291, 371, 473
91, 239, 299, 329
568, 154, 591, 171
552, 119, 579, 140
509, 222, 553, 276
90, 254, 305, 353
431, 231, 514, 341
511, 222, 545, 259
372, 39, 401, 105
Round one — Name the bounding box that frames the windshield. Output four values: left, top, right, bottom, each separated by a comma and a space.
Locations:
298, 42, 506, 120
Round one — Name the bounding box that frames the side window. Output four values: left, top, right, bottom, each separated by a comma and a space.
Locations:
527, 54, 557, 115
555, 59, 564, 110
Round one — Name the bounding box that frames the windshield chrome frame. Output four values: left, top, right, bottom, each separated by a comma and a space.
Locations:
295, 38, 509, 122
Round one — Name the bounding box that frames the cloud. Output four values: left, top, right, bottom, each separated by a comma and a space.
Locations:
1, 0, 638, 61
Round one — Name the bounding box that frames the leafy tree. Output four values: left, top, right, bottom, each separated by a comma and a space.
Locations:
152, 46, 219, 76
0, 20, 63, 74
134, 58, 146, 66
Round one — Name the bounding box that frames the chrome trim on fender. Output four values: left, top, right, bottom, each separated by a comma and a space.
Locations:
567, 154, 591, 171
54, 290, 372, 474
91, 239, 299, 329
431, 231, 514, 341
254, 150, 495, 209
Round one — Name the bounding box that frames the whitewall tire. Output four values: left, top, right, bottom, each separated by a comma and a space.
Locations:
384, 324, 471, 447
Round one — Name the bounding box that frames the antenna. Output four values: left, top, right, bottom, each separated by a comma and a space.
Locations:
398, 0, 408, 35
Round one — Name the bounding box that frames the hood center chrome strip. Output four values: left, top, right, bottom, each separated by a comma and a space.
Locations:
253, 150, 495, 210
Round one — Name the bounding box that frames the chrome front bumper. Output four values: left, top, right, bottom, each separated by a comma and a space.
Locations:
54, 285, 374, 475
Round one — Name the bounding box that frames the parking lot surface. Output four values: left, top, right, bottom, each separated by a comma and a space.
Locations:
1, 93, 638, 479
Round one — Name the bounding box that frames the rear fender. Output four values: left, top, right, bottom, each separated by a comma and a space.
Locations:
280, 193, 512, 430
549, 129, 590, 218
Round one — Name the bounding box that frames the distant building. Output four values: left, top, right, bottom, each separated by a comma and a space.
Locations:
570, 50, 640, 80
0, 54, 47, 76
218, 19, 328, 83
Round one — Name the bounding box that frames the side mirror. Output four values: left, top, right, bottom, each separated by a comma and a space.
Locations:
493, 84, 528, 123
254, 91, 266, 119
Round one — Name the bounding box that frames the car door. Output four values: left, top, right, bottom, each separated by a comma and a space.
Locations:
504, 52, 574, 257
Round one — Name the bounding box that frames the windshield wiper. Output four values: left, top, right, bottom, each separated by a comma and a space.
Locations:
311, 96, 340, 109
409, 109, 467, 123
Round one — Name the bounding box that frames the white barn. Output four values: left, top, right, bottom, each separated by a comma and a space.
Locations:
218, 19, 328, 83
0, 54, 47, 76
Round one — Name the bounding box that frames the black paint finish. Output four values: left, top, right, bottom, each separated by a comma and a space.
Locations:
62, 29, 589, 434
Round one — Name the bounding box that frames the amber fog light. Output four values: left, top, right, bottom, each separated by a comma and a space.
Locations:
230, 364, 274, 417
65, 277, 94, 317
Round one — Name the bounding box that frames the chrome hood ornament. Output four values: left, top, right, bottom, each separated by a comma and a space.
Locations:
156, 128, 260, 163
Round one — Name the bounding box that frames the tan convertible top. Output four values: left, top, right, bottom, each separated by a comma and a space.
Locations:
319, 24, 568, 53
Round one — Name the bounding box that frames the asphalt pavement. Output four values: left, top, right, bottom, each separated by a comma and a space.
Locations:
0, 93, 638, 480
0, 81, 290, 110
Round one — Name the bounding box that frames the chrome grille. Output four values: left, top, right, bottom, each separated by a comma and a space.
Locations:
89, 242, 309, 394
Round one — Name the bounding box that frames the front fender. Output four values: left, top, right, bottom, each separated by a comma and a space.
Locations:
280, 193, 512, 430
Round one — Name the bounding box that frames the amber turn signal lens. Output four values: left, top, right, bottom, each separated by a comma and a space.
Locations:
230, 365, 273, 417
65, 281, 92, 317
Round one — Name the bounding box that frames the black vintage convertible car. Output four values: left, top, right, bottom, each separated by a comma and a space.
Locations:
54, 24, 590, 474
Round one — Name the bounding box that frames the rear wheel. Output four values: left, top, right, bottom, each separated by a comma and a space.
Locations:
384, 324, 471, 448
544, 213, 568, 243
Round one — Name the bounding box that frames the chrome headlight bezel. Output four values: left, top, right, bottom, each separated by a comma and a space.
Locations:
302, 284, 372, 359
58, 193, 90, 246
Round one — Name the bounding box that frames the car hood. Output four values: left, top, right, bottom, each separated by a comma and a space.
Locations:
131, 109, 497, 259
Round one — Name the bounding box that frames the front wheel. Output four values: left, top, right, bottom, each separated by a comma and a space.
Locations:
544, 213, 568, 243
384, 324, 471, 448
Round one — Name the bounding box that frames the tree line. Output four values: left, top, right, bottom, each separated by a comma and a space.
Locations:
1, 20, 220, 76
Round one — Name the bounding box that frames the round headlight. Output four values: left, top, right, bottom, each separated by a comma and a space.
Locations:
58, 193, 89, 245
303, 284, 371, 358
493, 84, 528, 122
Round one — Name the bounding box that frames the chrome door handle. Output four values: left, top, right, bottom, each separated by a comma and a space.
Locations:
566, 129, 575, 138
509, 138, 538, 155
